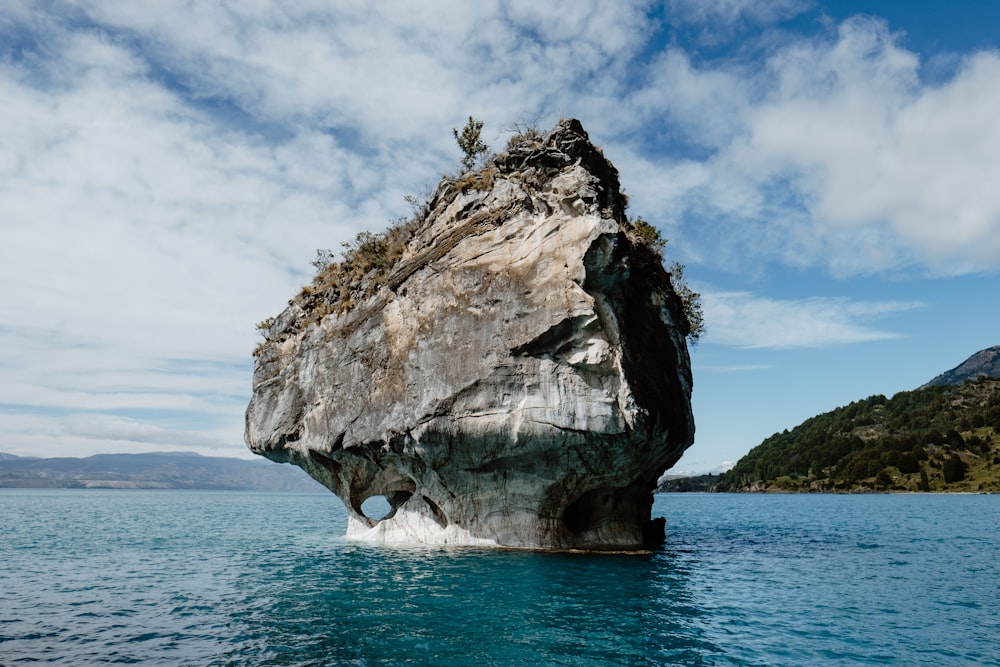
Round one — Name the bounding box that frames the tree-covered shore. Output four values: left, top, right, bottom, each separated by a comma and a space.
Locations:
715, 377, 1000, 493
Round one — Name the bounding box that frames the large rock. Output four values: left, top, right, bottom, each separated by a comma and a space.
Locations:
245, 119, 695, 550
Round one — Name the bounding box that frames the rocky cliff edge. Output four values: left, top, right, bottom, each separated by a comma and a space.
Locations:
245, 119, 695, 550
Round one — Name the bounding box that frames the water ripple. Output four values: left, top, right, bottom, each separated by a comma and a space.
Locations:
1, 491, 998, 665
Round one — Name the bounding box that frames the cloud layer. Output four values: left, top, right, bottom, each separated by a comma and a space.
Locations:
1, 2, 997, 456
702, 292, 923, 349
619, 16, 1000, 275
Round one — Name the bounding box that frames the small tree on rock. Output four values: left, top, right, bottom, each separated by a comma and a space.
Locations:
453, 116, 490, 172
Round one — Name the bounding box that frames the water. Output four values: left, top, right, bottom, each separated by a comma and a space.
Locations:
1, 491, 998, 666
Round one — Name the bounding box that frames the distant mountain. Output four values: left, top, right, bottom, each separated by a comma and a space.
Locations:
0, 452, 324, 491
922, 346, 1000, 388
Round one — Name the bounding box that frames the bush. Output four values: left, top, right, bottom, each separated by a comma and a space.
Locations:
630, 217, 666, 258
504, 117, 543, 151
255, 316, 276, 336
341, 231, 389, 272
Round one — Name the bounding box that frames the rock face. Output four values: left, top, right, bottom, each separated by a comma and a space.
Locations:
922, 346, 1000, 388
245, 119, 695, 550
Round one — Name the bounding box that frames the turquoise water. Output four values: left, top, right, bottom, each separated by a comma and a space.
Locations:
1, 491, 998, 666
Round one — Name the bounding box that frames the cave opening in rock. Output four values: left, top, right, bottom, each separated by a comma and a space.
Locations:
358, 486, 415, 523
360, 495, 391, 521
563, 485, 650, 547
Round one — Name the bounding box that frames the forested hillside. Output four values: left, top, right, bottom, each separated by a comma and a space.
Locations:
716, 377, 1000, 493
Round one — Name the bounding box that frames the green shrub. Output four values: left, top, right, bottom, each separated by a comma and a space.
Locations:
625, 217, 703, 343
630, 217, 666, 258
504, 116, 544, 151
255, 317, 276, 336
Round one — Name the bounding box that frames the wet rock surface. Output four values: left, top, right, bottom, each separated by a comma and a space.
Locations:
245, 119, 695, 550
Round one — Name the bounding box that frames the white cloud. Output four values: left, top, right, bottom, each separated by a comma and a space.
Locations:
626, 48, 752, 147
0, 21, 363, 456
1, 2, 997, 460
698, 364, 772, 373
65, 0, 651, 148
702, 291, 922, 349
667, 0, 810, 28
0, 1, 660, 457
0, 410, 249, 459
624, 16, 1000, 274
60, 413, 224, 448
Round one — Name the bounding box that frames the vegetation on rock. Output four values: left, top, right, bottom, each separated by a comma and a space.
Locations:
306, 220, 422, 312
503, 118, 543, 152
254, 118, 704, 356
716, 377, 1000, 493
453, 116, 491, 172
626, 216, 704, 343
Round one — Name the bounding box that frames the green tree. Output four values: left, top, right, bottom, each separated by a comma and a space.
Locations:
453, 116, 490, 172
668, 262, 704, 343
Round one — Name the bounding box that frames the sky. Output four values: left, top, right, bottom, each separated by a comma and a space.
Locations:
2, 1, 999, 474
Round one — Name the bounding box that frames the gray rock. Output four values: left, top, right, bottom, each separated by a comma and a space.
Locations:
245, 119, 695, 549
921, 345, 1000, 388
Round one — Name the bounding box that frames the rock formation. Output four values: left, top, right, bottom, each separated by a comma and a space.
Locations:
921, 345, 1000, 388
245, 119, 695, 550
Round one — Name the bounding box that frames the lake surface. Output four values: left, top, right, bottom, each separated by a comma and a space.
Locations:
1, 490, 997, 665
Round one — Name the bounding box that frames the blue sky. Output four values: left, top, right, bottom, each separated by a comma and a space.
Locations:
1, 1, 998, 474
